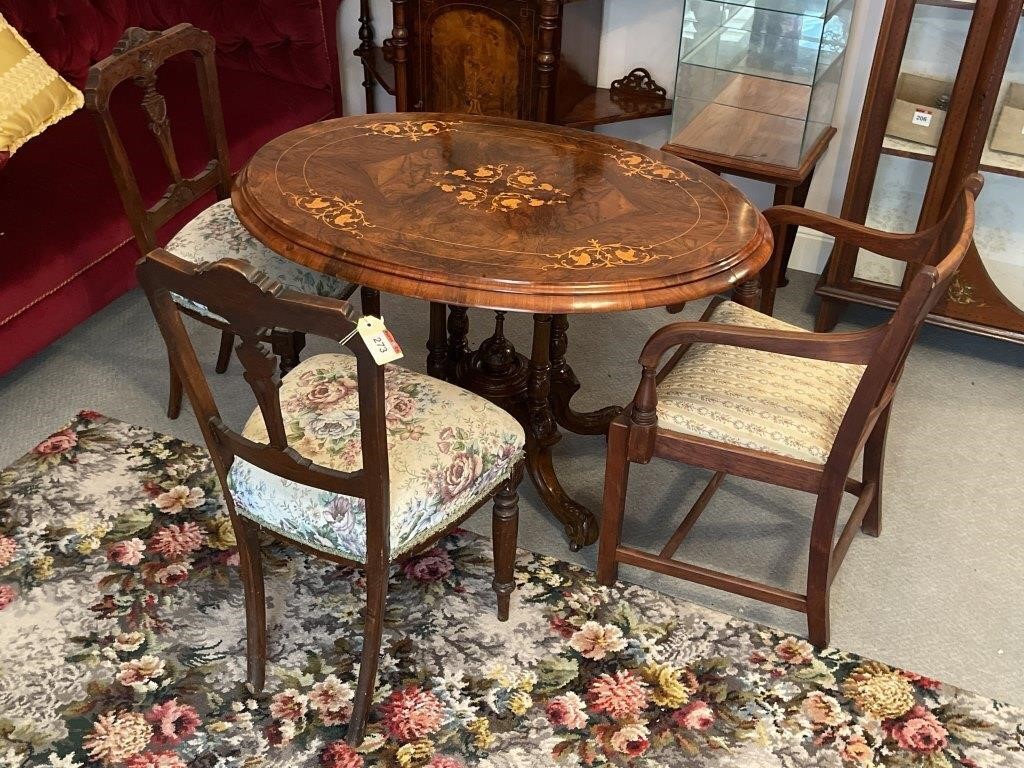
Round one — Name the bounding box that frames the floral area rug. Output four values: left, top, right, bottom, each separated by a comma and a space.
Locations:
1, 413, 1021, 768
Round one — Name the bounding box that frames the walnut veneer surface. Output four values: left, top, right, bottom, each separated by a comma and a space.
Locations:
233, 113, 772, 314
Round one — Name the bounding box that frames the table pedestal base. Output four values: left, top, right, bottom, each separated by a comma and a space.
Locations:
425, 276, 760, 550
428, 305, 620, 550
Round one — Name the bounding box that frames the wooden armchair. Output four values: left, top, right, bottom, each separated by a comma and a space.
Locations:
597, 174, 982, 648
137, 249, 525, 744
86, 24, 355, 420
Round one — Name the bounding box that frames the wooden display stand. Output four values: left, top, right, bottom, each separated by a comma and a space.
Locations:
815, 0, 1024, 344
354, 0, 672, 129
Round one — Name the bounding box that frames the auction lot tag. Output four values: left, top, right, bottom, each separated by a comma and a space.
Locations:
341, 316, 403, 365
912, 108, 933, 127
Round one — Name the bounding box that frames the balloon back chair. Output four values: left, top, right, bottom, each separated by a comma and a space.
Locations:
86, 24, 355, 420
137, 249, 525, 744
597, 174, 982, 648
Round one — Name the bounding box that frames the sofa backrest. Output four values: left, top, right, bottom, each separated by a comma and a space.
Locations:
0, 0, 343, 113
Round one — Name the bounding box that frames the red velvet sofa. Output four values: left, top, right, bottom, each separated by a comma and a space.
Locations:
0, 0, 344, 376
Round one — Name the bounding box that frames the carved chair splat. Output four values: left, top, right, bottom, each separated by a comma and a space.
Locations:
85, 24, 355, 419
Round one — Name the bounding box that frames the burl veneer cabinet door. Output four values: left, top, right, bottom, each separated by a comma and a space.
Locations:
403, 0, 603, 122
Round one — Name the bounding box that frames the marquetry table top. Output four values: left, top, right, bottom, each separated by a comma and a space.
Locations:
233, 113, 773, 313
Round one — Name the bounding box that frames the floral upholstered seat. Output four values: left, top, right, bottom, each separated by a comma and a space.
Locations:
657, 301, 865, 464
167, 199, 353, 319
226, 354, 525, 562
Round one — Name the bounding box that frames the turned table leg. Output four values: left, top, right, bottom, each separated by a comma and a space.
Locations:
438, 311, 607, 550
446, 306, 470, 380
526, 314, 598, 550
427, 302, 448, 379
731, 278, 762, 310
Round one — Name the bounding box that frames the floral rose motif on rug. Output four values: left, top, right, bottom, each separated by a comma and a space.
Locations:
0, 414, 1021, 768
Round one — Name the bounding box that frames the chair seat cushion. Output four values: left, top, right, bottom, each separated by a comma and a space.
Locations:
166, 199, 353, 319
657, 301, 865, 464
226, 354, 526, 563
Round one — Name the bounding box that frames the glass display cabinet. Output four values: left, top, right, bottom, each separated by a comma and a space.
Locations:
664, 0, 855, 171
816, 0, 1024, 345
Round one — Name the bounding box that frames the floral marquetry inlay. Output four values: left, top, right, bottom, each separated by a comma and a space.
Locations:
366, 119, 461, 141
237, 113, 774, 313
432, 164, 569, 213
947, 273, 983, 306
610, 150, 691, 185
289, 194, 373, 236
547, 240, 663, 270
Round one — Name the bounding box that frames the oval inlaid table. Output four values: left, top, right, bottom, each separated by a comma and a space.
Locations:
233, 113, 773, 550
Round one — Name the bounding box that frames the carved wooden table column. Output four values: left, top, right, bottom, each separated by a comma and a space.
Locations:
233, 113, 773, 549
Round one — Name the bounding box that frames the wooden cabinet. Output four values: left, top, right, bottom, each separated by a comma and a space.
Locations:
816, 0, 1024, 344
355, 0, 673, 128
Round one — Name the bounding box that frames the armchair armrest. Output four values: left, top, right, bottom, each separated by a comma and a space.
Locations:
639, 320, 884, 370
624, 319, 883, 464
764, 205, 930, 264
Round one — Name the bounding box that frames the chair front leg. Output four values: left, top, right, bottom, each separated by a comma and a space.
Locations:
492, 470, 522, 622
806, 488, 842, 648
597, 418, 631, 586
862, 404, 891, 538
234, 516, 267, 693
271, 330, 306, 375
167, 351, 183, 420
360, 287, 381, 318
348, 560, 389, 746
215, 331, 235, 374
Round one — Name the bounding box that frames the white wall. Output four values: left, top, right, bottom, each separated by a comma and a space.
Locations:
336, 0, 886, 276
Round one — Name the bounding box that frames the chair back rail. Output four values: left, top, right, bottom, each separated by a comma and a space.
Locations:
135, 250, 391, 560
85, 24, 233, 253
822, 174, 980, 479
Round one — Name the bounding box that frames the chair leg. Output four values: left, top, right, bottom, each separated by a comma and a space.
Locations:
234, 516, 267, 693
271, 330, 306, 376
806, 584, 831, 649
492, 473, 520, 622
596, 419, 631, 586
347, 563, 389, 746
167, 353, 183, 420
806, 490, 842, 648
861, 404, 891, 538
360, 287, 381, 318
215, 331, 235, 374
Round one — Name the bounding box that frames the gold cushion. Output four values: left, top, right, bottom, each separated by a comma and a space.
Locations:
657, 301, 865, 464
0, 14, 83, 157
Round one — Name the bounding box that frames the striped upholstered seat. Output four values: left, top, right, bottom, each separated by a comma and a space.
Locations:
656, 301, 865, 464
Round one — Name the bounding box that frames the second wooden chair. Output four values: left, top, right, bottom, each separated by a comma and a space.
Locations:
137, 249, 525, 745
598, 174, 982, 648
86, 24, 355, 419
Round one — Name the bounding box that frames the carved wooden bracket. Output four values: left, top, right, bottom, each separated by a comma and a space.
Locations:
113, 27, 161, 57
610, 67, 668, 99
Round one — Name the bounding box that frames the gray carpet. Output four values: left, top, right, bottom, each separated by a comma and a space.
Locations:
1, 270, 1022, 705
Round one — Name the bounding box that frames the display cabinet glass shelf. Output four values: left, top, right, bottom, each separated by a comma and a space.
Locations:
664, 0, 855, 171
816, 0, 1024, 344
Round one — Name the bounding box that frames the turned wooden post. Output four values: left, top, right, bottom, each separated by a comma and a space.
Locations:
535, 0, 561, 123
626, 366, 658, 463
392, 0, 411, 111
356, 0, 376, 114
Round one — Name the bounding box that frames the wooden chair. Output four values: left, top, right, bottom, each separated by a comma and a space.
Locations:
597, 174, 982, 648
85, 24, 355, 420
136, 249, 525, 744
